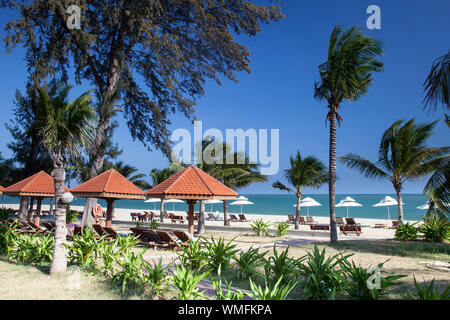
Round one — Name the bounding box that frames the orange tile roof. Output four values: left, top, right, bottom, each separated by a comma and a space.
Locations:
2, 171, 67, 197
0, 185, 3, 194
71, 169, 145, 200
145, 165, 238, 200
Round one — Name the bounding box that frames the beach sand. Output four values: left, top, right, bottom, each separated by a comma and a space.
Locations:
2, 202, 418, 240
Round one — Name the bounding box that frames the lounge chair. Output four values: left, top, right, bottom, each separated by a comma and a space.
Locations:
207, 213, 217, 221
287, 215, 296, 224
305, 217, 317, 225
93, 224, 109, 236
336, 217, 345, 226
299, 216, 306, 225
310, 224, 330, 231
239, 214, 251, 222
391, 220, 399, 229
173, 230, 207, 245
229, 214, 239, 222
345, 217, 360, 226
130, 212, 139, 221
169, 213, 184, 223
155, 230, 183, 249
340, 224, 362, 236
103, 226, 120, 239
27, 221, 49, 234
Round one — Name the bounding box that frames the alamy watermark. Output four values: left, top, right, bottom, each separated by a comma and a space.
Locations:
366, 5, 381, 30
171, 121, 279, 176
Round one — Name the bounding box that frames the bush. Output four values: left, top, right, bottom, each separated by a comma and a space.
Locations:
66, 227, 105, 268
395, 222, 420, 241
297, 244, 351, 300
340, 260, 406, 300
147, 258, 170, 297
264, 245, 300, 286
233, 246, 267, 280
420, 215, 450, 243
403, 276, 450, 300
177, 238, 207, 270
274, 221, 290, 237
248, 276, 296, 300
9, 232, 54, 264
66, 209, 79, 223
111, 250, 152, 294
210, 266, 244, 300
204, 237, 239, 272
0, 221, 18, 255
149, 218, 160, 230
250, 219, 271, 236
171, 264, 209, 300
0, 207, 11, 220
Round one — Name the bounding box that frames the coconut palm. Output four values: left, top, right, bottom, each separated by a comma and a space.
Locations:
272, 151, 328, 230
36, 83, 96, 275
423, 51, 450, 111
314, 25, 384, 243
340, 119, 449, 224
195, 138, 267, 232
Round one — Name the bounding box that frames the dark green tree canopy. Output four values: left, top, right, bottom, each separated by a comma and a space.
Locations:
1, 0, 284, 156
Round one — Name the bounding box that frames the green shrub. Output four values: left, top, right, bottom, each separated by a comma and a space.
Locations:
204, 237, 239, 272
9, 232, 54, 264
297, 244, 351, 300
250, 219, 271, 236
171, 264, 209, 300
177, 238, 207, 270
395, 222, 420, 241
116, 234, 140, 251
420, 215, 450, 243
340, 260, 406, 300
0, 207, 11, 220
264, 245, 301, 286
233, 246, 267, 280
210, 266, 244, 300
66, 227, 105, 268
147, 258, 170, 297
248, 276, 296, 300
274, 221, 290, 237
403, 276, 450, 300
0, 221, 18, 255
66, 209, 79, 223
111, 250, 152, 294
149, 218, 160, 230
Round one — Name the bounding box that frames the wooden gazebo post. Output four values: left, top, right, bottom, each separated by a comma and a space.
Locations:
186, 199, 197, 235
105, 198, 116, 228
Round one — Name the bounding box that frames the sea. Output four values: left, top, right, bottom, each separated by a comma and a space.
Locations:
0, 193, 430, 221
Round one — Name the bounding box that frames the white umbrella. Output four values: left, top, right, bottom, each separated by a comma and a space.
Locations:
164, 199, 185, 212
144, 198, 161, 209
417, 201, 449, 210
292, 197, 321, 216
236, 196, 248, 201
230, 199, 254, 214
336, 196, 362, 218
204, 199, 222, 212
373, 196, 401, 220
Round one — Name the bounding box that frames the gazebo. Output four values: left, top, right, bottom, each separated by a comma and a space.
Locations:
0, 185, 3, 195
70, 169, 145, 227
2, 171, 67, 226
145, 165, 238, 235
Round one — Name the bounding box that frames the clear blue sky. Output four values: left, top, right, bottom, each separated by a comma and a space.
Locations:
0, 1, 448, 194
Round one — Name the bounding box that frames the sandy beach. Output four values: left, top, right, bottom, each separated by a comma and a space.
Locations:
2, 202, 419, 240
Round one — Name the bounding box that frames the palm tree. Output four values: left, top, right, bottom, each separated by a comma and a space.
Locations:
195, 138, 266, 232
36, 83, 96, 275
272, 151, 328, 230
340, 119, 449, 224
314, 25, 384, 243
423, 51, 450, 111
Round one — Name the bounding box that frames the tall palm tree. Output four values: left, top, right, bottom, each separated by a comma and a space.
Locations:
423, 51, 450, 111
195, 138, 267, 232
36, 83, 96, 275
340, 119, 449, 224
314, 25, 384, 243
272, 151, 328, 230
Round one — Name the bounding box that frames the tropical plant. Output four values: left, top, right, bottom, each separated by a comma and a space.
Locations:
9, 232, 54, 264
0, 221, 18, 255
272, 151, 328, 230
116, 234, 140, 252
420, 214, 450, 243
66, 227, 104, 268
111, 250, 152, 294
423, 51, 450, 111
0, 207, 11, 220
248, 276, 296, 300
297, 245, 351, 300
36, 82, 96, 275
394, 222, 420, 241
274, 221, 291, 237
314, 25, 384, 243
148, 218, 160, 230
423, 158, 450, 216
233, 246, 267, 280
65, 209, 79, 224
210, 266, 244, 300
264, 245, 301, 286
403, 276, 450, 300
176, 238, 208, 270
171, 264, 210, 300
250, 219, 271, 236
204, 237, 239, 272
97, 239, 120, 277
147, 258, 171, 297
340, 260, 406, 300
340, 119, 449, 223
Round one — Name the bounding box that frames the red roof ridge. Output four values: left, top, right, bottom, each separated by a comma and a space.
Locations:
164, 165, 191, 194
191, 165, 214, 195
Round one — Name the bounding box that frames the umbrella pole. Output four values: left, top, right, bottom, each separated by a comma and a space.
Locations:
347, 207, 349, 218
187, 200, 195, 235
388, 207, 390, 220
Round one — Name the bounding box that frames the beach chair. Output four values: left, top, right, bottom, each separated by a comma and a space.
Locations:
299, 216, 306, 225
207, 213, 217, 221
238, 214, 251, 222
27, 221, 49, 234
170, 213, 185, 224
340, 224, 362, 236
287, 215, 296, 224
103, 226, 120, 239
173, 230, 207, 246
155, 230, 183, 249
391, 220, 399, 229
93, 224, 109, 236
310, 224, 330, 231
130, 212, 138, 222
229, 214, 239, 222
305, 217, 317, 225
336, 217, 345, 226
345, 217, 360, 226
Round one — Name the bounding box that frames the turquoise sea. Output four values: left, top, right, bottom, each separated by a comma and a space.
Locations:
0, 194, 430, 221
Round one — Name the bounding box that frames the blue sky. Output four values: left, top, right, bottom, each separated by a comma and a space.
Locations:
0, 1, 449, 194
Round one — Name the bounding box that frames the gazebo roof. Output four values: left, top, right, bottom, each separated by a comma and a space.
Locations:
2, 171, 67, 197
71, 169, 145, 200
145, 165, 238, 200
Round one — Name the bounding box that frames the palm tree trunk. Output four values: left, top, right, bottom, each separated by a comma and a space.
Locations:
18, 196, 29, 223
395, 186, 404, 224
295, 193, 302, 230
197, 200, 206, 234
50, 153, 67, 275
223, 200, 229, 226
328, 108, 338, 243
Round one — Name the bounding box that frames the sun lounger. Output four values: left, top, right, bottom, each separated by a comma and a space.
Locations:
169, 213, 185, 223
103, 226, 120, 239
299, 216, 306, 225
155, 230, 183, 249
287, 215, 296, 224
336, 217, 345, 226
93, 224, 109, 236
238, 214, 251, 222
310, 224, 330, 231
173, 230, 207, 245
27, 221, 49, 234
207, 213, 217, 221
229, 214, 239, 222
339, 224, 362, 236
305, 217, 317, 225
345, 217, 360, 226
391, 220, 399, 229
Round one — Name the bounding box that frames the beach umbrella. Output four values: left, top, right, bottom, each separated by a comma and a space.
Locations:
204, 199, 222, 212
336, 196, 362, 218
292, 197, 321, 216
230, 199, 254, 214
164, 198, 185, 212
236, 196, 248, 201
144, 198, 161, 209
372, 196, 400, 220
417, 201, 449, 210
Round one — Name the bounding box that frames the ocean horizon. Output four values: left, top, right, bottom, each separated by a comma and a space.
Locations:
0, 193, 430, 221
